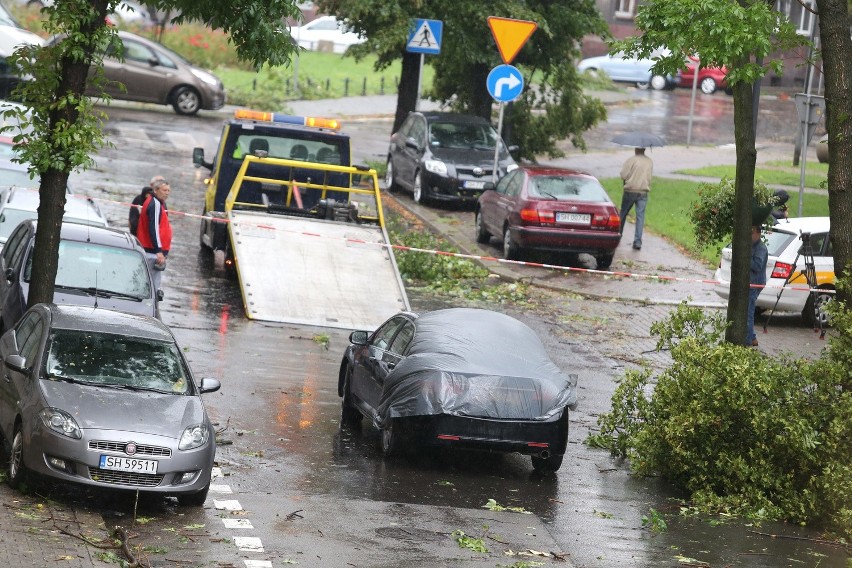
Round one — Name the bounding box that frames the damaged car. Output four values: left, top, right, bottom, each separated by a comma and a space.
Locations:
337, 308, 577, 472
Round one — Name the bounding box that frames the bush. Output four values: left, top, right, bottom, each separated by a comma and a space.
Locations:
688, 177, 778, 247
588, 301, 851, 538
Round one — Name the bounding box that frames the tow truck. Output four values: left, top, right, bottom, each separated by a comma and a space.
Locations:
193, 109, 409, 330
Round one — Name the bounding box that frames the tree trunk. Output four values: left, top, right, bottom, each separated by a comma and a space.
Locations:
815, 0, 852, 309
469, 62, 491, 120
393, 50, 420, 134
724, 66, 758, 345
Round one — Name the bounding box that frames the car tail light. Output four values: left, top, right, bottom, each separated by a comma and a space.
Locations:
592, 213, 620, 229
520, 208, 554, 224
771, 261, 794, 280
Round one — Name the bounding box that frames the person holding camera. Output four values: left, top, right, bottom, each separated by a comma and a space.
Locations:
135, 178, 172, 291
771, 189, 790, 224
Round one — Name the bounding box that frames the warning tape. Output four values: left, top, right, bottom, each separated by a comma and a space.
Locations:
92, 195, 835, 296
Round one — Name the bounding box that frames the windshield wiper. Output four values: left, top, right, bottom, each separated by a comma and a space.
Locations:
56, 285, 143, 301
108, 383, 172, 394
43, 373, 98, 386
539, 191, 558, 200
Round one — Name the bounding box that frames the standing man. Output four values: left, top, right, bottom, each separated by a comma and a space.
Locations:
747, 225, 769, 347
136, 178, 172, 291
619, 147, 654, 250
129, 174, 164, 234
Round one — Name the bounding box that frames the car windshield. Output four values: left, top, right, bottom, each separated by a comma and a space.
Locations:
44, 329, 190, 394
24, 240, 151, 298
429, 122, 501, 151
529, 175, 610, 202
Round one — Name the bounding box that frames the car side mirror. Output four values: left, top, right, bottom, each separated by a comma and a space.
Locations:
508, 145, 520, 155
349, 330, 368, 345
193, 147, 213, 171
5, 267, 14, 283
199, 377, 221, 394
157, 289, 164, 301
4, 354, 29, 375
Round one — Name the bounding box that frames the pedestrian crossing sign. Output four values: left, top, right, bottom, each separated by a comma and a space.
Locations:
407, 18, 443, 55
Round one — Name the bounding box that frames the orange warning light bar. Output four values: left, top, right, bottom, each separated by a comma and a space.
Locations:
234, 109, 341, 130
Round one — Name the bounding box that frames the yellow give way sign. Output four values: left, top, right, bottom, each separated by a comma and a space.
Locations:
487, 16, 538, 64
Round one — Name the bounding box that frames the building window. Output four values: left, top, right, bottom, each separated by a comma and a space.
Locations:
615, 0, 637, 19
797, 0, 816, 35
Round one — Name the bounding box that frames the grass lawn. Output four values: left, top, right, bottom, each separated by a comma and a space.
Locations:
674, 160, 828, 190
601, 177, 831, 266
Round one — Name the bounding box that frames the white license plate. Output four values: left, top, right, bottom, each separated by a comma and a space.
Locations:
99, 455, 159, 474
555, 212, 591, 224
464, 181, 486, 190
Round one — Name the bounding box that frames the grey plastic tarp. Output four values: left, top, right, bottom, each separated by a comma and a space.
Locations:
375, 308, 578, 428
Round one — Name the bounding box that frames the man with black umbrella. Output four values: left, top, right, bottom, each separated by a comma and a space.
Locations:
619, 147, 654, 250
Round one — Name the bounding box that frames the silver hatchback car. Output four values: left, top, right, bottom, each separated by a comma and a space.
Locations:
0, 304, 221, 505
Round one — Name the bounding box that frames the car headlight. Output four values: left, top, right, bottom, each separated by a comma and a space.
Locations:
179, 424, 210, 450
39, 408, 82, 439
506, 163, 519, 172
190, 68, 220, 87
424, 159, 447, 176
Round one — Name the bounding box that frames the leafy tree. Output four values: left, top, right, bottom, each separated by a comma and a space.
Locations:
317, 0, 609, 159
2, 0, 302, 310
611, 0, 803, 345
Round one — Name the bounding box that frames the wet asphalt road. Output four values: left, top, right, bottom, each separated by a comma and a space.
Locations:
0, 91, 847, 568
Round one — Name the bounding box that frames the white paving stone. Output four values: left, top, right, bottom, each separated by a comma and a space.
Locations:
243, 560, 273, 568
210, 483, 233, 493
234, 536, 264, 553
223, 518, 254, 529
212, 499, 243, 511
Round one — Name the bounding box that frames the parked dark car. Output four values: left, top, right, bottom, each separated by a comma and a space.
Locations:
0, 220, 162, 332
0, 303, 220, 505
385, 112, 518, 205
338, 308, 578, 472
475, 166, 622, 268
49, 30, 225, 115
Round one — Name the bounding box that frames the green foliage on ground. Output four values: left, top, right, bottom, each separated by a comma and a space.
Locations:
675, 163, 828, 190
587, 301, 851, 539
601, 177, 831, 266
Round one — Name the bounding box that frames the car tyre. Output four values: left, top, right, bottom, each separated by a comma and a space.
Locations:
413, 171, 426, 204
700, 77, 717, 95
178, 482, 210, 506
649, 75, 668, 91
340, 367, 362, 428
531, 453, 564, 473
803, 288, 833, 328
635, 79, 650, 90
199, 209, 211, 250
380, 419, 400, 456
8, 425, 28, 489
595, 253, 615, 270
172, 86, 202, 116
503, 227, 521, 260
474, 211, 490, 244
385, 159, 400, 194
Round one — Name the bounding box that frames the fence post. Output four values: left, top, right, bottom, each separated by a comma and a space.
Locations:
286, 79, 291, 95
344, 78, 350, 97
325, 79, 330, 91
361, 77, 367, 96
380, 77, 385, 95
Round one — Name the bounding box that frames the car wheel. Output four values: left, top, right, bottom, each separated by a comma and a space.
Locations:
803, 288, 834, 328
340, 366, 362, 428
635, 79, 651, 90
412, 172, 426, 204
474, 210, 490, 244
178, 482, 210, 506
700, 77, 717, 95
380, 419, 400, 456
649, 75, 668, 91
385, 159, 400, 194
503, 227, 521, 260
172, 86, 202, 116
8, 425, 28, 489
595, 253, 615, 270
199, 209, 211, 250
531, 453, 564, 473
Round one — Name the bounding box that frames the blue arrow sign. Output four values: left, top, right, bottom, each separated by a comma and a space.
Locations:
407, 19, 443, 55
487, 64, 524, 102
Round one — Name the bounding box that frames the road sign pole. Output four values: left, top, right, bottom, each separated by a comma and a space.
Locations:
415, 53, 424, 111
798, 93, 810, 218
492, 102, 505, 182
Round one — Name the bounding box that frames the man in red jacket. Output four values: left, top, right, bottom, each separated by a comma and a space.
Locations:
135, 178, 172, 291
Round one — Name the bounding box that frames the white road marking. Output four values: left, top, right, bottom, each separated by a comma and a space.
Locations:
234, 536, 264, 553
210, 483, 233, 493
211, 466, 223, 478
213, 499, 243, 511
165, 130, 199, 150
223, 518, 254, 529
243, 560, 273, 568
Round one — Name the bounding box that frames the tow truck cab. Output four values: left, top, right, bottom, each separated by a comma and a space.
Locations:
193, 110, 354, 256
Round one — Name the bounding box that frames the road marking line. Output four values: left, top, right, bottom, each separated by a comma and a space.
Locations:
243, 560, 273, 568
223, 518, 254, 529
210, 484, 233, 493
213, 499, 243, 511
234, 536, 264, 553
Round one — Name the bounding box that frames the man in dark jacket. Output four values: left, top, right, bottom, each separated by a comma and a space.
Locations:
136, 178, 172, 291
129, 175, 164, 234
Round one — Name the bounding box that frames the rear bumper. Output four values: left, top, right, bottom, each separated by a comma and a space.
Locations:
513, 226, 621, 254
713, 270, 807, 313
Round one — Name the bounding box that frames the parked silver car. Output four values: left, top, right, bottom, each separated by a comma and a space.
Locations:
0, 303, 221, 505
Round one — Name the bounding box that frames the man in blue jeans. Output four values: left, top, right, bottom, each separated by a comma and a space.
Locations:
619, 147, 653, 250
747, 225, 769, 347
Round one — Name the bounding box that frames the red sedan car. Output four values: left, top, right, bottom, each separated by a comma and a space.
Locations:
475, 166, 622, 269
678, 56, 729, 94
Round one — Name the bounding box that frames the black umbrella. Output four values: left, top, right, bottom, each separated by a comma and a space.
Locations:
611, 132, 666, 148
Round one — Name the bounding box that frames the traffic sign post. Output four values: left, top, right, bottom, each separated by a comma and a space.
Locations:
407, 19, 443, 110
794, 93, 826, 217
